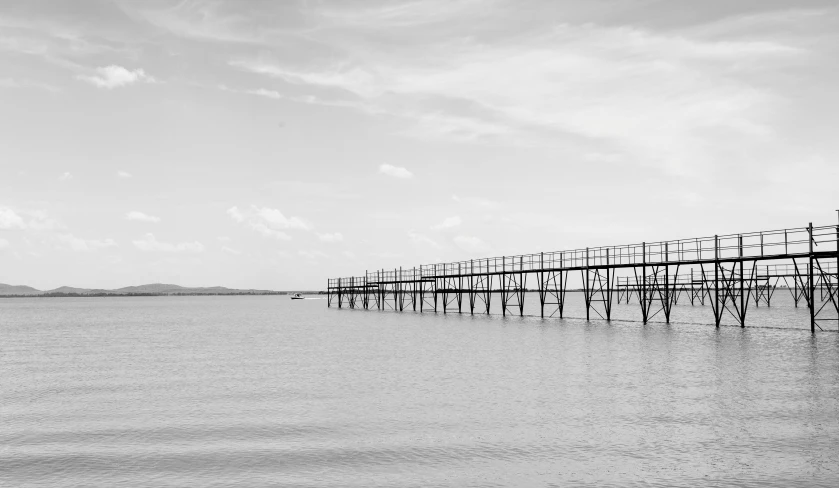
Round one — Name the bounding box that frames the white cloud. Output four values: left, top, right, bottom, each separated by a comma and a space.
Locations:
227, 205, 311, 240
317, 232, 344, 242
23, 211, 62, 231
222, 246, 242, 255
126, 211, 161, 223
454, 235, 492, 255
378, 164, 413, 179
431, 216, 462, 230
254, 206, 311, 230
246, 88, 282, 99
0, 238, 10, 250
59, 172, 73, 181
226, 206, 245, 223
56, 234, 117, 252
0, 207, 26, 229
77, 65, 156, 89
249, 223, 291, 240
236, 12, 801, 170
0, 207, 62, 231
132, 233, 204, 253
117, 171, 133, 178
219, 84, 303, 103
408, 231, 441, 249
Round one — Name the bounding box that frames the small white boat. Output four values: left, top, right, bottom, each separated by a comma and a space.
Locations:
290, 293, 305, 300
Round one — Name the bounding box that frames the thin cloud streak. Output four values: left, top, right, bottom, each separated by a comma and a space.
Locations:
0, 77, 60, 92
408, 232, 440, 249
431, 216, 462, 230
0, 207, 62, 231
126, 211, 160, 223
56, 234, 117, 252
318, 232, 344, 242
232, 6, 807, 172
227, 205, 312, 240
379, 164, 413, 179
77, 65, 155, 89
222, 246, 242, 255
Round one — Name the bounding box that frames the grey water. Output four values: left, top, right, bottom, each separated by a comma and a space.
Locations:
2, 295, 839, 487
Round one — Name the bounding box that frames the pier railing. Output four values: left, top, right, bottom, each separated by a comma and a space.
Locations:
361, 224, 836, 280
328, 220, 839, 332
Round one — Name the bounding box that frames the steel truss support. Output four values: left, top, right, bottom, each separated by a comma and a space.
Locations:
752, 276, 777, 307
330, 219, 839, 332
782, 275, 805, 307
616, 277, 636, 305
379, 282, 395, 311
396, 269, 403, 312
375, 270, 384, 311
713, 260, 757, 327
688, 269, 706, 306
792, 257, 813, 330
813, 257, 838, 330
348, 277, 358, 309
418, 279, 436, 312
698, 235, 757, 328
406, 267, 418, 312
336, 277, 343, 309
698, 263, 719, 327
794, 256, 839, 332
581, 249, 614, 321
500, 256, 526, 317
390, 268, 417, 313
581, 248, 614, 321
362, 283, 372, 310
582, 267, 614, 321
633, 264, 680, 324
538, 269, 567, 319
468, 274, 493, 315
432, 265, 439, 312
418, 265, 436, 313
439, 274, 463, 314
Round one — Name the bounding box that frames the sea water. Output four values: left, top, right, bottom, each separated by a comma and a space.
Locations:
2, 295, 838, 487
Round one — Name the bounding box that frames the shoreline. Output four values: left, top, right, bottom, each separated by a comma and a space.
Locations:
0, 292, 327, 298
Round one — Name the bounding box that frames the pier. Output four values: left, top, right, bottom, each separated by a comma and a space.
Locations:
328, 220, 839, 332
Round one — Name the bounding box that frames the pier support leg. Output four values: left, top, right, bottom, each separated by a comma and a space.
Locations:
809, 223, 815, 333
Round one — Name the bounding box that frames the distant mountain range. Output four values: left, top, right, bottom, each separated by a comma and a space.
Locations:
0, 283, 301, 296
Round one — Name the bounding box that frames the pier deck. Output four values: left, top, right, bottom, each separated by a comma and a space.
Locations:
328, 221, 839, 332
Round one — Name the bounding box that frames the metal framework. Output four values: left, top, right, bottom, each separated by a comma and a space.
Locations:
328, 220, 839, 332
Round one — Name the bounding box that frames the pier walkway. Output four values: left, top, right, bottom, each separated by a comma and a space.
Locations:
328, 221, 839, 332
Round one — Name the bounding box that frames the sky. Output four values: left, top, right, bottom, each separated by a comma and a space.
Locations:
1, 0, 838, 291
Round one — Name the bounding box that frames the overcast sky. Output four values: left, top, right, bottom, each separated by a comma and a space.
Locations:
1, 0, 838, 290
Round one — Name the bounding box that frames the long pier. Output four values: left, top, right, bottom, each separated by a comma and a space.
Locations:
328, 220, 839, 332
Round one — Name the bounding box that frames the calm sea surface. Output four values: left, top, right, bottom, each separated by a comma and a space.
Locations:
2, 294, 839, 487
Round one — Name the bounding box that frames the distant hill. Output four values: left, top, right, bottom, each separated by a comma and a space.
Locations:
47, 286, 95, 294
0, 283, 43, 296
0, 282, 291, 296
112, 284, 258, 294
